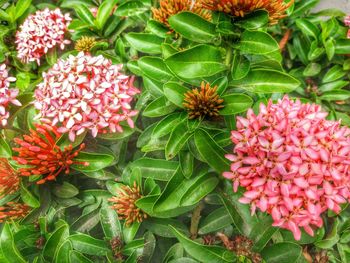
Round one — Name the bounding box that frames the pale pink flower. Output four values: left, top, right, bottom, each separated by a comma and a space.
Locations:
345, 15, 350, 26
0, 64, 21, 127
16, 8, 71, 65
224, 96, 350, 240
34, 52, 140, 141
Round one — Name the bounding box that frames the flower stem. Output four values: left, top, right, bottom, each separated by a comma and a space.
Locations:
190, 202, 204, 239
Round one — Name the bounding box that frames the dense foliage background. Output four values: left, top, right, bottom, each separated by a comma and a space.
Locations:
1, 0, 350, 262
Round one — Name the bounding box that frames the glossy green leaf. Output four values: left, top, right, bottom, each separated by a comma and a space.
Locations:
69, 234, 110, 256
52, 182, 79, 199
72, 151, 114, 172
171, 226, 236, 263
163, 82, 188, 108
231, 53, 250, 80
125, 33, 163, 54
100, 204, 122, 239
138, 56, 173, 83
261, 242, 302, 263
0, 137, 11, 158
194, 129, 230, 173
198, 207, 231, 235
20, 183, 40, 208
0, 224, 26, 263
165, 45, 227, 81
143, 96, 177, 117
43, 223, 69, 261
230, 69, 300, 93
15, 0, 31, 19
236, 30, 279, 55
115, 0, 148, 17
219, 94, 253, 115
166, 121, 192, 160
74, 4, 95, 27
296, 19, 319, 39
168, 12, 217, 43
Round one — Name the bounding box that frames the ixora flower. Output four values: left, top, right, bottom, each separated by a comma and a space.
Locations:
202, 0, 292, 24
34, 52, 140, 141
344, 15, 350, 38
0, 64, 20, 127
152, 0, 212, 28
75, 36, 97, 52
16, 8, 71, 64
183, 81, 224, 119
0, 202, 30, 222
12, 123, 88, 184
224, 96, 350, 240
0, 158, 20, 197
109, 182, 147, 226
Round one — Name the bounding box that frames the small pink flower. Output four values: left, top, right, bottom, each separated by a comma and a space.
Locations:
16, 8, 71, 65
224, 96, 350, 240
0, 64, 21, 126
34, 52, 140, 141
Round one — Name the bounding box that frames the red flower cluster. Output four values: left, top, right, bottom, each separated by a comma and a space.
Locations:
0, 158, 20, 197
0, 202, 30, 222
224, 96, 350, 240
13, 124, 88, 184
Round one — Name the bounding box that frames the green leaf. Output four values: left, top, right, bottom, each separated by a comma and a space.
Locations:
74, 4, 95, 27
198, 207, 231, 235
219, 94, 253, 115
296, 19, 319, 39
96, 0, 118, 29
69, 251, 93, 263
123, 222, 140, 244
0, 223, 26, 263
168, 12, 217, 43
163, 82, 188, 108
69, 234, 110, 256
236, 30, 279, 55
170, 226, 236, 263
138, 57, 173, 83
315, 219, 339, 249
236, 10, 268, 29
230, 69, 300, 93
152, 112, 186, 138
143, 218, 189, 238
261, 242, 302, 263
303, 63, 321, 77
231, 53, 250, 80
125, 33, 163, 54
99, 204, 122, 240
43, 223, 69, 261
143, 96, 177, 117
54, 240, 72, 263
20, 183, 40, 208
140, 232, 156, 262
250, 216, 279, 252
71, 210, 100, 233
71, 151, 114, 172
166, 121, 192, 160
322, 65, 346, 83
165, 45, 227, 81
127, 158, 179, 181
52, 182, 79, 199
320, 90, 350, 101
335, 39, 350, 54
179, 151, 194, 179
15, 0, 32, 19
194, 129, 230, 173
115, 1, 148, 16
0, 137, 11, 158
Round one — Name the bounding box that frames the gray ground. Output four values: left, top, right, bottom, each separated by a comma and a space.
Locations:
315, 0, 350, 12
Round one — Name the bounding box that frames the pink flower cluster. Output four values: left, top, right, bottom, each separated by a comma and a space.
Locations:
0, 64, 21, 127
16, 8, 71, 65
34, 52, 140, 141
345, 15, 350, 38
224, 96, 350, 240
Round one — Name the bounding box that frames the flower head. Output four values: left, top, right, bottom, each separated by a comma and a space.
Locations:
16, 8, 71, 64
0, 64, 20, 127
34, 52, 140, 141
0, 202, 30, 222
0, 158, 20, 197
13, 123, 87, 184
152, 0, 212, 28
183, 81, 224, 119
75, 36, 96, 52
109, 182, 147, 225
202, 0, 292, 24
224, 96, 350, 240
